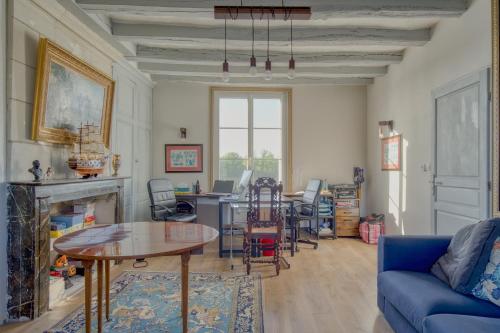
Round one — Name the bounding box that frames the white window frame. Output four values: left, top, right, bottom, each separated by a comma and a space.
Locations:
210, 88, 292, 191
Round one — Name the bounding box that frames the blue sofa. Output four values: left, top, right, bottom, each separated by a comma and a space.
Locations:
377, 236, 500, 333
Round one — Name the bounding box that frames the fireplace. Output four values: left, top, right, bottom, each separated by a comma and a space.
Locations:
6, 177, 127, 321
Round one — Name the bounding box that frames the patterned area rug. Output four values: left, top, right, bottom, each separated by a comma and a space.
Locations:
48, 271, 263, 333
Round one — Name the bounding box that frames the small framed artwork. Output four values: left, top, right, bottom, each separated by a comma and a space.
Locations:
165, 144, 203, 173
381, 135, 402, 171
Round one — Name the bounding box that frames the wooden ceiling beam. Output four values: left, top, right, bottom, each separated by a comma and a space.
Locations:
76, 0, 468, 18
138, 63, 387, 78
112, 23, 431, 47
150, 74, 374, 85
128, 46, 403, 66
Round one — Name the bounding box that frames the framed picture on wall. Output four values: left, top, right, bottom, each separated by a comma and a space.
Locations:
381, 135, 401, 171
31, 38, 115, 147
165, 144, 203, 173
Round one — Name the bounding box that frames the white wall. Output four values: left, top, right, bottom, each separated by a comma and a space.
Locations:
292, 86, 367, 191
152, 82, 367, 196
0, 0, 8, 324
6, 0, 118, 181
152, 82, 211, 191
365, 0, 491, 235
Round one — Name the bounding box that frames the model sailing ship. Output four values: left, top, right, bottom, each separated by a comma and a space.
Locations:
68, 123, 107, 178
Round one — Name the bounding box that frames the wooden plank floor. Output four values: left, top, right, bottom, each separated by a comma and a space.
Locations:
2, 238, 393, 333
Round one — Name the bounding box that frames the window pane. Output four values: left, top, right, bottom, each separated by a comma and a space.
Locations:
253, 159, 282, 181
219, 159, 248, 186
253, 129, 282, 159
220, 98, 248, 128
253, 98, 282, 128
220, 129, 248, 158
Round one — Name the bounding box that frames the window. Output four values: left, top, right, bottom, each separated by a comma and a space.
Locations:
212, 90, 290, 190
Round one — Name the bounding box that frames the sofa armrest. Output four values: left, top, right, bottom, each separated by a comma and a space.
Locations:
378, 235, 452, 273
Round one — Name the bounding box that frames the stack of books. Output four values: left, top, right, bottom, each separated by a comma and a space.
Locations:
330, 184, 358, 199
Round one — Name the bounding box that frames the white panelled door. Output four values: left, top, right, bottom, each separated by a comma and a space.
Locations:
133, 87, 153, 220
112, 64, 153, 222
432, 69, 490, 235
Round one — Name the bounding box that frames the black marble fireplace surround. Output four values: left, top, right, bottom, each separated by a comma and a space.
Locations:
6, 177, 127, 321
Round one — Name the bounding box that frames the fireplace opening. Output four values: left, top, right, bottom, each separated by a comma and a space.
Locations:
48, 193, 117, 309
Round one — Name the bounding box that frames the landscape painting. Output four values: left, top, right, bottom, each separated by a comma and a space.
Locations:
45, 61, 105, 133
165, 144, 203, 173
32, 38, 115, 147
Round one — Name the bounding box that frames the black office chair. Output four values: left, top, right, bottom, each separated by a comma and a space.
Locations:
289, 179, 322, 250
147, 179, 197, 222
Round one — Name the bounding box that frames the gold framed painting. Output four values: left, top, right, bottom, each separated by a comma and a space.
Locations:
493, 0, 500, 216
31, 38, 115, 147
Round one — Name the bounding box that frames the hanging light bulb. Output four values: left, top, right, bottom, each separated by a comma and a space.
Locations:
264, 18, 272, 81
222, 18, 230, 82
249, 17, 257, 77
288, 19, 296, 79
222, 60, 230, 82
288, 58, 295, 80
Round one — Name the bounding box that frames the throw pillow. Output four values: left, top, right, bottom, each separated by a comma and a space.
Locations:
472, 237, 500, 306
431, 218, 500, 294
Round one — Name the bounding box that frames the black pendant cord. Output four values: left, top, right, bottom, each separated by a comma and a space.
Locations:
252, 18, 255, 58
267, 17, 270, 61
290, 19, 293, 60
224, 18, 227, 62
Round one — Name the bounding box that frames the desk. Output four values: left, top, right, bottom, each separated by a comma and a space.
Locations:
218, 196, 297, 258
176, 194, 297, 258
53, 222, 218, 333
176, 193, 227, 232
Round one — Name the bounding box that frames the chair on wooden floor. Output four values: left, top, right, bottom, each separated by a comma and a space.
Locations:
289, 179, 322, 250
147, 179, 197, 222
243, 177, 284, 276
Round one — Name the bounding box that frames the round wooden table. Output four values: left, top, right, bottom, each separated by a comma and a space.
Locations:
53, 222, 219, 333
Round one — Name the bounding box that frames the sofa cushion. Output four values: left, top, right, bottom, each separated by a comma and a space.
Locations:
423, 314, 500, 333
473, 237, 500, 306
378, 271, 500, 332
431, 219, 500, 294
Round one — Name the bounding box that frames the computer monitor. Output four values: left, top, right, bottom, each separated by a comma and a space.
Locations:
237, 170, 253, 195
211, 180, 234, 194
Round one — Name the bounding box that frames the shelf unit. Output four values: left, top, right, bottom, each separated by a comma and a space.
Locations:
317, 193, 336, 238
335, 198, 360, 237
330, 184, 361, 237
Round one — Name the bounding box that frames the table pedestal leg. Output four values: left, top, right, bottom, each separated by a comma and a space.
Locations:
105, 260, 110, 321
82, 260, 94, 333
97, 260, 103, 333
181, 252, 191, 333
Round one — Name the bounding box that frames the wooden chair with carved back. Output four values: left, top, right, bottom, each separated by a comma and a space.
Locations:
243, 177, 284, 276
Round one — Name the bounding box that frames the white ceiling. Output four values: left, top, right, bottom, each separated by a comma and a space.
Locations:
61, 0, 470, 86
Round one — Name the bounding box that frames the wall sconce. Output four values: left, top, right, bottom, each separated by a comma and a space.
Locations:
378, 120, 394, 138
180, 128, 187, 139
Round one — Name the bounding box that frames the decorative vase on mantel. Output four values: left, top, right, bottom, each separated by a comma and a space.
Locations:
112, 154, 121, 177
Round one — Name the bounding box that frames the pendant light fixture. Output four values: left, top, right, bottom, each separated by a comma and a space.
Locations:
222, 18, 230, 82
264, 17, 272, 81
288, 19, 296, 79
249, 17, 257, 77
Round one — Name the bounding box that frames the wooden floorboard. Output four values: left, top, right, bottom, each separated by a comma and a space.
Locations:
2, 238, 393, 333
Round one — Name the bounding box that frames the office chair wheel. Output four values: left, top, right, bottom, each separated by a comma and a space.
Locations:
231, 264, 234, 270
314, 244, 318, 250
